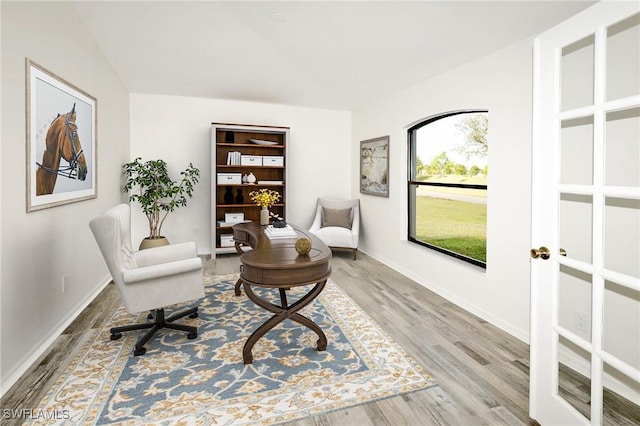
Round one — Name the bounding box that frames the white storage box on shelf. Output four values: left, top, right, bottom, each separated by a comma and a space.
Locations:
240, 155, 262, 166
220, 234, 235, 247
217, 173, 242, 184
262, 156, 284, 167
225, 212, 244, 223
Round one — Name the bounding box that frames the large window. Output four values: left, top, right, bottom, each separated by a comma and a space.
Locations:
408, 111, 488, 268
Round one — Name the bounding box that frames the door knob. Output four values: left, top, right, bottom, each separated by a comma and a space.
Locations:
559, 248, 567, 256
530, 246, 550, 260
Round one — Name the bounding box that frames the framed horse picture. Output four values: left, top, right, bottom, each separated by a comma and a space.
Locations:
360, 135, 389, 197
26, 59, 97, 212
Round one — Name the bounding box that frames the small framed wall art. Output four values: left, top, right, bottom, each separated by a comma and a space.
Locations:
360, 135, 389, 197
26, 59, 97, 212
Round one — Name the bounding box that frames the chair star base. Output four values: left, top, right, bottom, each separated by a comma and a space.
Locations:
110, 307, 199, 356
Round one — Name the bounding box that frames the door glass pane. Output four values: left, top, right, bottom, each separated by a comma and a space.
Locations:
562, 35, 595, 111
558, 335, 591, 420
605, 108, 640, 187
607, 13, 640, 101
602, 363, 640, 425
561, 117, 594, 185
604, 197, 640, 278
603, 281, 640, 369
558, 265, 592, 341
559, 194, 593, 264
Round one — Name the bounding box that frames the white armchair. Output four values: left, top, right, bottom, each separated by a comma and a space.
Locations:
89, 204, 204, 356
309, 198, 360, 260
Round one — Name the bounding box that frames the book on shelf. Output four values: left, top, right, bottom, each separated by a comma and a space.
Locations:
226, 151, 241, 165
264, 224, 298, 239
258, 180, 283, 185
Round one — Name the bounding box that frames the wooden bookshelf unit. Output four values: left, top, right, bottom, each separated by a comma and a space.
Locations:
211, 122, 289, 256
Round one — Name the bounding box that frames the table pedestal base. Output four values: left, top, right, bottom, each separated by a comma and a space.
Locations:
242, 280, 328, 364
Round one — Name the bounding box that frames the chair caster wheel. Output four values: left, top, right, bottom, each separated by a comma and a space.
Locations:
110, 332, 122, 340
134, 347, 146, 356
189, 312, 198, 318
187, 332, 197, 339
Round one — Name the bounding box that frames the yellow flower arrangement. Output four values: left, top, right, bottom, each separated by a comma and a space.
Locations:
249, 188, 281, 208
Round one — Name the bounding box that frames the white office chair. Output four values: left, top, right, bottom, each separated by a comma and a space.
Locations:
89, 204, 205, 356
309, 198, 360, 260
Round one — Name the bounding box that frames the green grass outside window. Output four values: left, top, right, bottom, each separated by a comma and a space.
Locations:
415, 196, 486, 263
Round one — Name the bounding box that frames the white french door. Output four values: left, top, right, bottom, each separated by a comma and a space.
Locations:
531, 2, 640, 425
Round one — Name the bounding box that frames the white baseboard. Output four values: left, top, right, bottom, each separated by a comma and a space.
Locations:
358, 247, 530, 344
0, 276, 111, 398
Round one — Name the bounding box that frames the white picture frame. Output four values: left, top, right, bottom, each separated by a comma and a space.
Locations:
26, 59, 97, 212
360, 135, 389, 197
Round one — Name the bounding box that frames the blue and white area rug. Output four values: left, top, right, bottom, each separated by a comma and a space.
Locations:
30, 274, 436, 425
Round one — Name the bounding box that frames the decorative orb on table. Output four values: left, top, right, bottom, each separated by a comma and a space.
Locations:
295, 237, 312, 256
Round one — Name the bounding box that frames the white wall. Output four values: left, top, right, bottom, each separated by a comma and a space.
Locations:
1, 2, 130, 392
352, 39, 534, 341
129, 94, 352, 253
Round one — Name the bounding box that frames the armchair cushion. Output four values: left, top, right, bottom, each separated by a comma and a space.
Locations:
321, 207, 353, 229
123, 257, 203, 284
313, 226, 355, 248
134, 241, 199, 267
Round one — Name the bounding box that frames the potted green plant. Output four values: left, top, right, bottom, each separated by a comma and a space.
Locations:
122, 157, 200, 249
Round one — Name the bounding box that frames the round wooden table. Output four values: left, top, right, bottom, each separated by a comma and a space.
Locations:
232, 222, 332, 364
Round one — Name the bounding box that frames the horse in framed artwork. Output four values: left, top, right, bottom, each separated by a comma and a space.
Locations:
35, 103, 88, 195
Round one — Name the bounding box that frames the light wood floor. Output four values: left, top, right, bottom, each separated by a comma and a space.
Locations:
2, 251, 638, 425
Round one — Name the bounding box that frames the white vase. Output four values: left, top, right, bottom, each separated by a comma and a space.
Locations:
247, 172, 256, 184
260, 207, 270, 225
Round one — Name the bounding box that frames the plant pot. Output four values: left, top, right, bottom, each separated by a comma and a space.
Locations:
139, 236, 169, 250
260, 208, 270, 225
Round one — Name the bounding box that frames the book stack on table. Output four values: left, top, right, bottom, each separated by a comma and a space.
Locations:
264, 224, 298, 239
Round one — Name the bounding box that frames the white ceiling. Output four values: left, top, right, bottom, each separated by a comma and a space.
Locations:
73, 1, 596, 111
